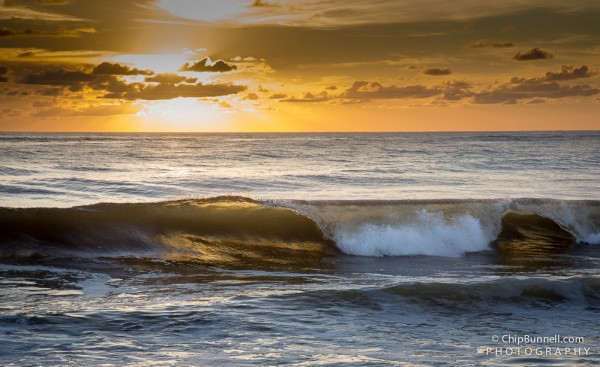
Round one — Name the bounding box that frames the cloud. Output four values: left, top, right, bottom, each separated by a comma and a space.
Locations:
441, 80, 473, 100
219, 100, 233, 108
269, 93, 287, 99
32, 100, 55, 107
8, 63, 246, 101
472, 81, 599, 104
282, 91, 330, 103
325, 85, 338, 90
251, 0, 279, 7
156, 0, 600, 27
17, 51, 35, 57
33, 104, 140, 117
19, 69, 95, 89
0, 1, 83, 21
244, 92, 259, 100
92, 62, 153, 76
509, 65, 596, 84
37, 87, 63, 96
106, 82, 246, 100
179, 57, 237, 73
144, 73, 197, 84
434, 68, 599, 104
4, 89, 30, 96
512, 47, 553, 61
39, 0, 73, 5
87, 74, 140, 94
0, 65, 8, 82
541, 65, 596, 81
469, 42, 514, 48
0, 27, 95, 38
341, 81, 441, 99
423, 67, 452, 76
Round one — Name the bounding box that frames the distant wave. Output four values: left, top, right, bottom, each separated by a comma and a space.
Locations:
0, 197, 598, 264
286, 276, 600, 309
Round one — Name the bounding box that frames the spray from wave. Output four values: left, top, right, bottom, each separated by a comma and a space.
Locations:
332, 211, 491, 257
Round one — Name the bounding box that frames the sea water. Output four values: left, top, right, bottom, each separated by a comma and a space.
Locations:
0, 132, 598, 366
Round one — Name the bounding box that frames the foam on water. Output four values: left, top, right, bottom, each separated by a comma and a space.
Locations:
333, 211, 492, 257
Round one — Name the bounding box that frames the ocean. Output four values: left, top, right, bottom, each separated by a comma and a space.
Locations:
0, 131, 599, 366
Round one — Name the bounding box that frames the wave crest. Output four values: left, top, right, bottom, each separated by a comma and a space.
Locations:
0, 197, 598, 263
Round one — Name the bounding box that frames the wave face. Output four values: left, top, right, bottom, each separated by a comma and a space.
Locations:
0, 197, 598, 263
0, 197, 336, 269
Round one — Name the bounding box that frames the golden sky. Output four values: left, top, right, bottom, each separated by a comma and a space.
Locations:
1, 0, 599, 131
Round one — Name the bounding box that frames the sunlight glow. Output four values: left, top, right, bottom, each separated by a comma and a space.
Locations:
109, 53, 192, 74
135, 98, 232, 131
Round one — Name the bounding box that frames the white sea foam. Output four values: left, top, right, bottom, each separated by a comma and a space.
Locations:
333, 211, 493, 257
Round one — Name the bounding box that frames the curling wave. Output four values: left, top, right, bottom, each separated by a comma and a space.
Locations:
0, 196, 598, 263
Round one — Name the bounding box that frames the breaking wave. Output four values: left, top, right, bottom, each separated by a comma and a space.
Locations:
0, 196, 598, 263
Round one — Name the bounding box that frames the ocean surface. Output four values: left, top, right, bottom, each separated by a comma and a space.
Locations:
0, 131, 599, 366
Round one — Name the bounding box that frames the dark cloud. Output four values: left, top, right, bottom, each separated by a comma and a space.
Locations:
20, 69, 95, 86
542, 65, 596, 81
251, 0, 279, 7
244, 92, 259, 100
512, 47, 553, 61
106, 82, 246, 100
7, 63, 245, 101
282, 91, 330, 103
88, 74, 140, 94
436, 68, 599, 104
17, 51, 35, 57
509, 65, 596, 85
37, 87, 63, 96
269, 93, 287, 99
5, 89, 24, 96
2, 0, 19, 7
39, 0, 73, 5
472, 81, 599, 104
469, 42, 514, 48
0, 27, 95, 38
423, 67, 452, 76
442, 80, 473, 100
32, 100, 55, 107
179, 58, 237, 73
0, 65, 8, 82
92, 62, 153, 76
144, 73, 197, 84
325, 85, 337, 90
341, 81, 441, 99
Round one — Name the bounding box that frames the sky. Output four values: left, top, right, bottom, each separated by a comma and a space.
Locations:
0, 0, 599, 132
